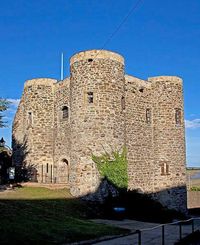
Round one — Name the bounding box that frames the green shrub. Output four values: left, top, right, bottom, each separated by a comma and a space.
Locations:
190, 186, 200, 191
92, 147, 128, 189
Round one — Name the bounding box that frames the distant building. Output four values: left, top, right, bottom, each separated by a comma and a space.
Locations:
12, 50, 187, 212
0, 137, 12, 184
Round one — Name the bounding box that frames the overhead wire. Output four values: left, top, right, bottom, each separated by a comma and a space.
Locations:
94, 0, 144, 60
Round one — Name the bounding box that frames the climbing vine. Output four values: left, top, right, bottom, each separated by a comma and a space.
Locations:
92, 147, 128, 189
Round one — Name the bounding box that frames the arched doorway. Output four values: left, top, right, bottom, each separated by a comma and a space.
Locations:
58, 159, 69, 183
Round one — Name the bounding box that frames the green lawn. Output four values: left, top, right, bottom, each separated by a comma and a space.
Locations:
0, 187, 126, 244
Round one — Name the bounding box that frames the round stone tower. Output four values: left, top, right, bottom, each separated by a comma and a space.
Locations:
23, 78, 56, 183
69, 50, 125, 196
149, 76, 187, 212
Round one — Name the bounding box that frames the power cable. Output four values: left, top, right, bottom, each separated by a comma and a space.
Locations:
94, 0, 144, 59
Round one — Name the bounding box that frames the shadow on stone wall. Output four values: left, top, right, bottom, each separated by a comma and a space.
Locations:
11, 136, 188, 221
82, 178, 187, 223
12, 136, 38, 182
0, 176, 195, 244
1, 137, 194, 243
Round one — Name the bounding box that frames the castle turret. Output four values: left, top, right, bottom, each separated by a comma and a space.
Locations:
16, 78, 56, 182
69, 50, 125, 196
149, 76, 187, 212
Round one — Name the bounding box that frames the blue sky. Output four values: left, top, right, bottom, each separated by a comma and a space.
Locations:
0, 0, 199, 167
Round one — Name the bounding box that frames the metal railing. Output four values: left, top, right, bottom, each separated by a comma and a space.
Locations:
136, 217, 200, 245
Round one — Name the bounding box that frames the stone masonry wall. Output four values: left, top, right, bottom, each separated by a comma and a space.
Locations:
54, 78, 71, 183
69, 50, 125, 196
21, 78, 56, 182
125, 75, 154, 193
149, 76, 187, 212
12, 95, 25, 165
187, 191, 200, 209
12, 49, 187, 213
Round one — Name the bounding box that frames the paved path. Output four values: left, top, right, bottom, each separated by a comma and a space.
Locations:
92, 219, 200, 245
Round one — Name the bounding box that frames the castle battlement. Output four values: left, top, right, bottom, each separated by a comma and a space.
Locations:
125, 75, 151, 88
148, 75, 183, 84
70, 49, 124, 65
12, 49, 187, 213
55, 78, 70, 89
24, 78, 57, 88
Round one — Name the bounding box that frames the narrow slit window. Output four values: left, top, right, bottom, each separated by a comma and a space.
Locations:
121, 96, 125, 110
146, 108, 151, 124
175, 108, 181, 125
28, 112, 32, 127
46, 163, 48, 173
62, 106, 69, 119
166, 164, 169, 175
87, 92, 94, 103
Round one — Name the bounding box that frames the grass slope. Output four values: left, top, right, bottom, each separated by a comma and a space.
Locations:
0, 187, 125, 244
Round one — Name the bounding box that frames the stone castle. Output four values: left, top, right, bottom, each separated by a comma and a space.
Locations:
12, 50, 187, 212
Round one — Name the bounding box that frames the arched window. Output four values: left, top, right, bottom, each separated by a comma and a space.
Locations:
62, 106, 69, 119
58, 159, 69, 183
62, 159, 69, 165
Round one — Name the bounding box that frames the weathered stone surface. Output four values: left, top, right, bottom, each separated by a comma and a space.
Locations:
12, 49, 187, 212
187, 191, 200, 209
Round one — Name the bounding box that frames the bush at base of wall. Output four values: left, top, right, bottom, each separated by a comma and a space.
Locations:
92, 147, 128, 189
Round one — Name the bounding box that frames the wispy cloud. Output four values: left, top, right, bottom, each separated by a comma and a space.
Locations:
7, 98, 20, 108
0, 99, 20, 129
185, 119, 200, 129
6, 98, 20, 114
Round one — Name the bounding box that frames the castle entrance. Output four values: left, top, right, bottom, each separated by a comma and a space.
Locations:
58, 159, 69, 183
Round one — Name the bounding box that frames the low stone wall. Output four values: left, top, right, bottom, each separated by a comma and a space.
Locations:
187, 191, 200, 209
21, 182, 69, 189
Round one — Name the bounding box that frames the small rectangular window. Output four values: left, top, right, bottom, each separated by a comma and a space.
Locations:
46, 163, 48, 173
87, 92, 94, 103
161, 163, 170, 176
175, 108, 181, 125
146, 108, 151, 124
62, 106, 69, 119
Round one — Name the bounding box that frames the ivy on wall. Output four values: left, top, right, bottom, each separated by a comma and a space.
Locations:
92, 147, 128, 189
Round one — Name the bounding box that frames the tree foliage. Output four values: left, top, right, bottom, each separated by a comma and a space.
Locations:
190, 186, 200, 191
92, 147, 128, 189
0, 99, 10, 128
